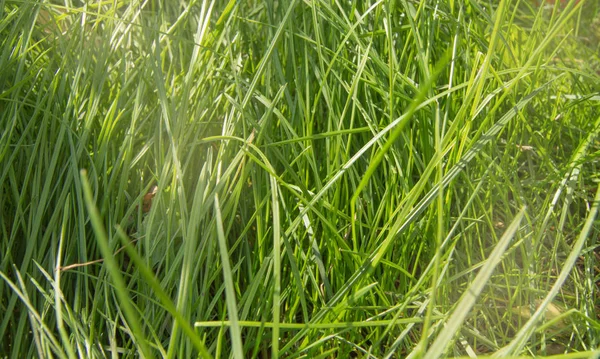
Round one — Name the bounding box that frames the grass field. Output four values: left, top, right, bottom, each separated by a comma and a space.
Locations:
1, 0, 600, 357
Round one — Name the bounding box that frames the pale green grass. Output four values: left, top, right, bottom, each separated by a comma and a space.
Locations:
1, 0, 600, 358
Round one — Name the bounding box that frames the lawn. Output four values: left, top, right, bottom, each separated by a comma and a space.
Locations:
1, 0, 600, 358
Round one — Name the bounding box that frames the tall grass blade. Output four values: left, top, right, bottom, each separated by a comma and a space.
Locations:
214, 194, 244, 359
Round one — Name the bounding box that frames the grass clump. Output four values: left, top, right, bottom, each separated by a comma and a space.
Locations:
1, 0, 600, 357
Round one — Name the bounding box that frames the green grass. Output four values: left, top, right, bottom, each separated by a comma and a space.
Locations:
1, 0, 600, 357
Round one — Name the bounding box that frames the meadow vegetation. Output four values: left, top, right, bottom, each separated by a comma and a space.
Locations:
1, 0, 600, 357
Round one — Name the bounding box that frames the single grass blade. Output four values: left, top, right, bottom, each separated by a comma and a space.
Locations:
271, 175, 282, 359
214, 194, 244, 359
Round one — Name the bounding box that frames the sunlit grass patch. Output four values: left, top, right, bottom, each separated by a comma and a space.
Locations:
1, 0, 599, 357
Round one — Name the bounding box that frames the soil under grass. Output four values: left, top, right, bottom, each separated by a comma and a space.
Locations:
1, 0, 599, 358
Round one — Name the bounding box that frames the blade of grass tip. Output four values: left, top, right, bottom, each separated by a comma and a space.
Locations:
114, 226, 212, 359
423, 207, 527, 359
494, 183, 600, 357
79, 169, 154, 359
215, 0, 237, 29
271, 175, 281, 359
214, 194, 244, 359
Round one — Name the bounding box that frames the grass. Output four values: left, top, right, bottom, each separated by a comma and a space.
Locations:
1, 0, 600, 357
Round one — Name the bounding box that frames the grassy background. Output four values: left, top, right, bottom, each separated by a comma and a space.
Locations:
1, 0, 600, 357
